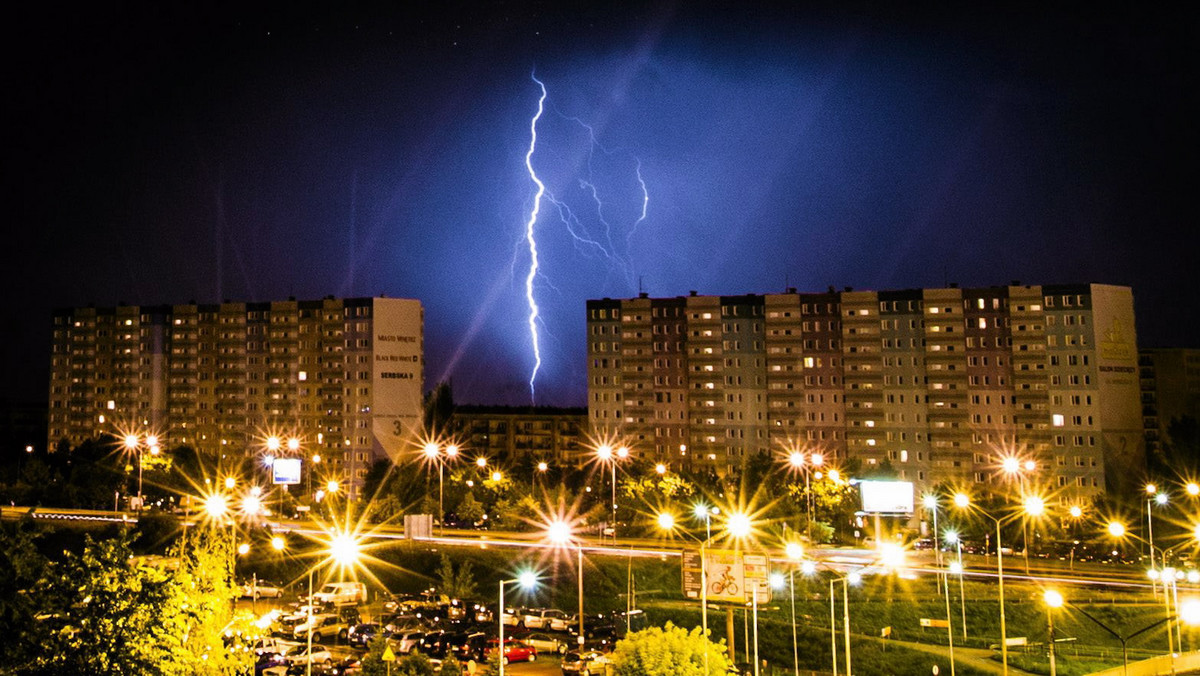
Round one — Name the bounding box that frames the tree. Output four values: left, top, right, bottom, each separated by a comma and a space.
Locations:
423, 381, 456, 439
24, 534, 184, 675
456, 492, 484, 525
610, 622, 731, 676
360, 633, 391, 676
436, 554, 478, 600
440, 653, 463, 676
0, 517, 46, 670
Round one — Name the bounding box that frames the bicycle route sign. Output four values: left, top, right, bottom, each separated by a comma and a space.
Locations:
682, 548, 772, 605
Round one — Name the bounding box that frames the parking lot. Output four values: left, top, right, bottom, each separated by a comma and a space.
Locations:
239, 589, 615, 675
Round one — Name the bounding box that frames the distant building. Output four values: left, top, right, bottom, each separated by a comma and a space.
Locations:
451, 406, 588, 466
587, 284, 1142, 496
1139, 348, 1200, 456
47, 297, 424, 498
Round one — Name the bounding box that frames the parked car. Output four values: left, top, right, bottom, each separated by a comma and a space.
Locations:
389, 629, 426, 654
254, 651, 289, 676
486, 639, 538, 664
415, 629, 448, 657
522, 608, 571, 630
561, 650, 610, 675
291, 613, 350, 642
347, 623, 389, 649
275, 607, 326, 637
310, 582, 366, 606
253, 636, 299, 656
243, 579, 286, 599
285, 644, 333, 667
331, 656, 362, 675
450, 631, 488, 662
471, 603, 495, 624
501, 606, 527, 627
520, 631, 568, 655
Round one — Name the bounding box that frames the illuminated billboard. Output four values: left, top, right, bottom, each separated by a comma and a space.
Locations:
858, 480, 914, 514
272, 457, 302, 485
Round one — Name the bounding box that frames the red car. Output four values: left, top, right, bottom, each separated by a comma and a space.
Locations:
486, 639, 538, 664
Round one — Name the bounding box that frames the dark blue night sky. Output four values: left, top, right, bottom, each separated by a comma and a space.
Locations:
4, 3, 1194, 407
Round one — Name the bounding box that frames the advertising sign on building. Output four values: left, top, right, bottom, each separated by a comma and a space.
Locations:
272, 457, 302, 485
858, 480, 915, 515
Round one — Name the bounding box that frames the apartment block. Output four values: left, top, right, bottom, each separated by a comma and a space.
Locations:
587, 284, 1143, 496
48, 296, 424, 497
450, 406, 587, 466
1140, 348, 1200, 457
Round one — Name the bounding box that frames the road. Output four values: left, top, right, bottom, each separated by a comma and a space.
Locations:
5, 504, 1162, 592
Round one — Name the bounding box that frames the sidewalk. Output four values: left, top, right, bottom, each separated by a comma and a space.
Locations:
863, 634, 1040, 676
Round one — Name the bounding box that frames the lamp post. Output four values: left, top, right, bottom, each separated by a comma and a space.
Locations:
303, 530, 360, 676
1106, 518, 1192, 659
787, 448, 822, 542
498, 572, 537, 676
423, 442, 458, 535
1055, 591, 1200, 676
825, 571, 860, 676
123, 433, 142, 509
952, 492, 1010, 675
785, 542, 804, 676
659, 503, 729, 675
547, 520, 586, 646
923, 495, 944, 597
596, 444, 629, 542
1043, 590, 1063, 676
945, 530, 968, 639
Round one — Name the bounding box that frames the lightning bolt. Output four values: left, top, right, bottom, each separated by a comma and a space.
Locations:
519, 74, 651, 403
523, 74, 548, 403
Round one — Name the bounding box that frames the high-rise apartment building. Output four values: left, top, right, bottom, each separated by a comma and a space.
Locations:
587, 284, 1143, 496
1139, 348, 1200, 457
451, 406, 588, 466
48, 296, 424, 497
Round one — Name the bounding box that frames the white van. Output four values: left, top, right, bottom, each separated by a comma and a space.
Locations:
310, 582, 367, 606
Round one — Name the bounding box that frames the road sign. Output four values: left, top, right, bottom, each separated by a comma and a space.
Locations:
682, 548, 772, 604
919, 618, 950, 628
382, 645, 396, 662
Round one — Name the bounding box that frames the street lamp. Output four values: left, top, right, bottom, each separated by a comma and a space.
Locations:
303, 529, 361, 676
952, 492, 1015, 675
786, 447, 821, 542
498, 572, 538, 676
546, 520, 585, 644
122, 433, 143, 509
944, 530, 968, 639
1043, 590, 1064, 676
785, 542, 804, 676
423, 441, 459, 534
659, 504, 739, 675
596, 443, 629, 542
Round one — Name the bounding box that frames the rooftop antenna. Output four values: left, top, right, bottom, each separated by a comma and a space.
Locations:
784, 273, 790, 292
638, 275, 644, 295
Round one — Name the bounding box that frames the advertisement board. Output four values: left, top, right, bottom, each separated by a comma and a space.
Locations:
272, 457, 302, 485
859, 480, 914, 514
681, 548, 772, 605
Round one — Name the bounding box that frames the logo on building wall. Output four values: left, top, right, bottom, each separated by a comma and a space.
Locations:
1099, 318, 1134, 362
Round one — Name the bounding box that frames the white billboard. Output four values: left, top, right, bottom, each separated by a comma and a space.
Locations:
272, 457, 302, 485
859, 480, 914, 514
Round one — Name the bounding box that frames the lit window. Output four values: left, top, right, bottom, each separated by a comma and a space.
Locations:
1052, 414, 1065, 427
106, 400, 115, 410
978, 318, 987, 329
804, 357, 815, 368
298, 371, 307, 381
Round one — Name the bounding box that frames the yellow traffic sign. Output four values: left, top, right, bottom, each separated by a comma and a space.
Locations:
382, 645, 396, 662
